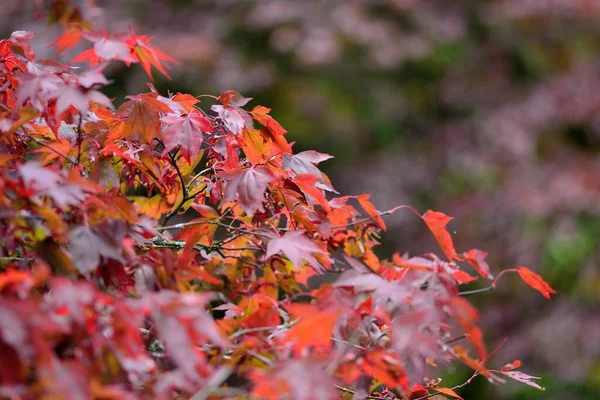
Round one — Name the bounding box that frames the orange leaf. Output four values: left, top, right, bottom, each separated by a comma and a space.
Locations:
422, 210, 462, 261
501, 360, 523, 372
453, 269, 477, 284
449, 296, 487, 361
172, 93, 199, 111
293, 174, 331, 213
283, 305, 338, 357
116, 93, 173, 143
175, 220, 217, 251
517, 266, 556, 299
453, 344, 490, 378
252, 105, 287, 137
357, 194, 386, 231
435, 387, 463, 399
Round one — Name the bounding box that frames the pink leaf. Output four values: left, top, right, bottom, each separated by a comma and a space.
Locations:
219, 167, 276, 216
501, 370, 545, 391
265, 230, 327, 272
162, 109, 212, 160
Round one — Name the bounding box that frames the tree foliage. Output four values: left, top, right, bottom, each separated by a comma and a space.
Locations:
0, 17, 555, 400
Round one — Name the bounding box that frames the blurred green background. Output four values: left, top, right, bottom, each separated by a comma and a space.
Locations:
5, 0, 600, 398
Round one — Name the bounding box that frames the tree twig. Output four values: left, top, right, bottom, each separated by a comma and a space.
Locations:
458, 286, 493, 296
189, 365, 234, 400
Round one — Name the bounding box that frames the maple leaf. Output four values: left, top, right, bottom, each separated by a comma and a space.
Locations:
74, 30, 135, 66
265, 230, 328, 272
422, 210, 462, 261
334, 270, 412, 307
283, 150, 335, 192
161, 109, 212, 161
463, 249, 493, 279
219, 167, 275, 216
68, 225, 125, 277
116, 93, 173, 143
18, 162, 89, 210
130, 34, 178, 79
51, 29, 82, 54
516, 266, 557, 299
212, 90, 252, 134
15, 71, 64, 111
283, 150, 332, 176
150, 291, 228, 381
292, 173, 332, 212
52, 83, 113, 116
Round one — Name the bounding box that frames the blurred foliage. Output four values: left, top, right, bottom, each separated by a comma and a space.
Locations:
5, 0, 600, 398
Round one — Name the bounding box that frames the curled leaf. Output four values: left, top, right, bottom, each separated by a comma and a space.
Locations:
517, 267, 556, 299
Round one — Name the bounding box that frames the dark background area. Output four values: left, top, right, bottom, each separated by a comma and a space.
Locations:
4, 1, 600, 398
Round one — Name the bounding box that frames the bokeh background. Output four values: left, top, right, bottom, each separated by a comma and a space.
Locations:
4, 1, 600, 399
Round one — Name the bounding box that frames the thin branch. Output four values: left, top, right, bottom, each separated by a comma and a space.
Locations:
75, 113, 83, 165
228, 319, 298, 340
189, 365, 234, 400
334, 385, 393, 399
458, 286, 494, 296
162, 148, 205, 226
30, 137, 76, 164
246, 350, 272, 365
444, 334, 467, 345
187, 167, 213, 190
331, 204, 418, 230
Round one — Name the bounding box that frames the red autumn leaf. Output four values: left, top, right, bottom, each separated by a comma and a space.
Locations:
129, 34, 178, 79
161, 109, 213, 161
409, 384, 430, 399
357, 194, 386, 230
292, 173, 331, 213
51, 29, 82, 54
116, 93, 173, 143
174, 220, 217, 252
517, 266, 557, 299
219, 166, 275, 216
463, 249, 493, 279
422, 210, 462, 261
265, 230, 328, 272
